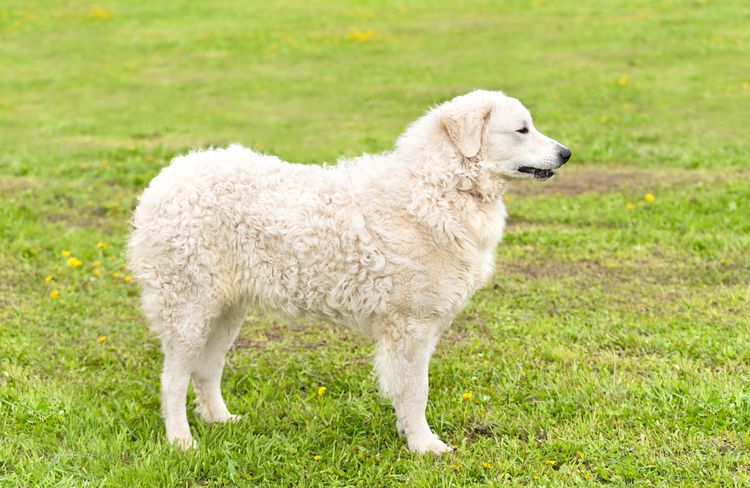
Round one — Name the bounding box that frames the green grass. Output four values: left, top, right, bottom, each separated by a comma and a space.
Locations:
1, 0, 749, 485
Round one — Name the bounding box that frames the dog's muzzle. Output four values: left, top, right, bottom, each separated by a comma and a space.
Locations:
517, 166, 556, 180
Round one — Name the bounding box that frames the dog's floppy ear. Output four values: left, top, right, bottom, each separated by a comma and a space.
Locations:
442, 99, 492, 158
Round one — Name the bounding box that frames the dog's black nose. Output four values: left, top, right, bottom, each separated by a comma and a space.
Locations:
558, 147, 571, 164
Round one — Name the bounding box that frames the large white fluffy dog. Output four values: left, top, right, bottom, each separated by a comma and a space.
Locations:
127, 90, 570, 455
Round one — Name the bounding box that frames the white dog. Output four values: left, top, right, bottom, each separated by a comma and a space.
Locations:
127, 90, 570, 455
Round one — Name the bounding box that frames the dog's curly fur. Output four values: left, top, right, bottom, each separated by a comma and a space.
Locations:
127, 90, 569, 454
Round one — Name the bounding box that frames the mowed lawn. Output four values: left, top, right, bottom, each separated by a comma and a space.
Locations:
1, 0, 749, 485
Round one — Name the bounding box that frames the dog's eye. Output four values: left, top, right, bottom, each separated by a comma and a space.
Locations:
516, 127, 529, 134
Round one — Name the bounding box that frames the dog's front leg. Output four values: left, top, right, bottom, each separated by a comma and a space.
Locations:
375, 325, 451, 455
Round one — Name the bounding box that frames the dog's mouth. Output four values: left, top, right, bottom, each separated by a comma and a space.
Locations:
517, 166, 555, 180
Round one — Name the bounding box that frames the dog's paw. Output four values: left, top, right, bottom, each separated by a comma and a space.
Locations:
170, 436, 198, 452
407, 434, 452, 456
196, 406, 240, 424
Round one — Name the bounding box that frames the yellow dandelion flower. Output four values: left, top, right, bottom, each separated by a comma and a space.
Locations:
97, 242, 108, 250
313, 455, 321, 461
626, 202, 634, 209
584, 472, 591, 480
545, 460, 556, 466
345, 27, 380, 42
577, 451, 585, 460
67, 257, 83, 267
98, 335, 106, 343
462, 392, 473, 400
113, 272, 121, 279
50, 289, 60, 299
92, 260, 102, 268
317, 386, 327, 396
61, 250, 71, 257
119, 263, 127, 270
89, 6, 112, 20
93, 268, 102, 277
123, 274, 133, 283
482, 462, 492, 469
617, 74, 629, 86
644, 193, 655, 202
44, 275, 53, 284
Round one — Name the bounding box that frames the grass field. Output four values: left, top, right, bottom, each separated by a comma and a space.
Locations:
1, 0, 749, 485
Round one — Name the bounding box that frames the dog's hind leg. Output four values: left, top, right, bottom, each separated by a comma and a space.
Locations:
161, 340, 199, 450
374, 321, 450, 456
159, 307, 218, 450
192, 303, 246, 424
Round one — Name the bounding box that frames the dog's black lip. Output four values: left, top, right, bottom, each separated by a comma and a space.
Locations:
517, 166, 555, 180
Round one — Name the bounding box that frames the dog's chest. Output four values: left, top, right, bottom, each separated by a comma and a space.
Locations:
432, 201, 506, 317
468, 201, 507, 284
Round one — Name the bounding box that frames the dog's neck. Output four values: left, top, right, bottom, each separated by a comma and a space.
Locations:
458, 154, 508, 202
395, 145, 507, 245
395, 112, 507, 204
397, 148, 508, 205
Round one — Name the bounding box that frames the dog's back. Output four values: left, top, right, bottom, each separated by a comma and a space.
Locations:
127, 145, 410, 338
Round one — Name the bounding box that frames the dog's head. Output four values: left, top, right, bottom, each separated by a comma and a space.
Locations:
441, 90, 570, 181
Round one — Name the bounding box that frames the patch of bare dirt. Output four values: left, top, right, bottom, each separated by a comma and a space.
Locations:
0, 176, 39, 195
233, 320, 362, 352
496, 258, 615, 281
465, 423, 500, 443
496, 254, 749, 288
233, 323, 286, 350
45, 213, 108, 229
507, 166, 695, 197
